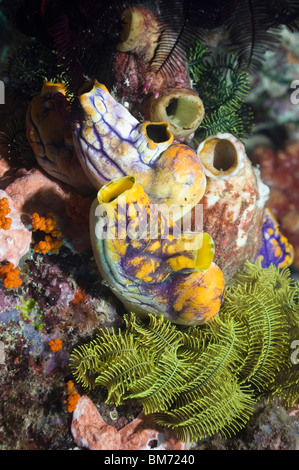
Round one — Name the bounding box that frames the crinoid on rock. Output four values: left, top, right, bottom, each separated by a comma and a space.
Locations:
70, 261, 299, 443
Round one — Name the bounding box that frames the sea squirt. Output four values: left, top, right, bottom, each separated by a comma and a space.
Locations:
185, 132, 270, 281
72, 80, 206, 220
26, 82, 93, 194
90, 175, 225, 325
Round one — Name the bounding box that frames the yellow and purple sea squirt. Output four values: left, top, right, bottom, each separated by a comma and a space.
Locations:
90, 175, 225, 325
72, 80, 206, 220
26, 82, 93, 194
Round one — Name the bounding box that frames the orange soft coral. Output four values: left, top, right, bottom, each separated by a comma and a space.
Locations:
66, 380, 80, 413
48, 338, 63, 352
0, 263, 22, 289
67, 392, 81, 413
32, 212, 61, 236
32, 212, 63, 254
0, 197, 12, 230
33, 234, 63, 254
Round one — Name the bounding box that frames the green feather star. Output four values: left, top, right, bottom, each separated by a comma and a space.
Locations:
70, 261, 299, 442
187, 44, 254, 142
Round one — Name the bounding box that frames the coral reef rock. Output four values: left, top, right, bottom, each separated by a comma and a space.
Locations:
71, 396, 185, 450
0, 189, 32, 267
0, 166, 92, 253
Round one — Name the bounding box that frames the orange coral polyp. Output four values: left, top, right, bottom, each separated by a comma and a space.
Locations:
0, 216, 12, 230
67, 392, 80, 413
32, 212, 63, 254
48, 338, 63, 352
66, 380, 80, 413
0, 263, 22, 289
32, 212, 58, 234
34, 235, 63, 254
0, 197, 11, 216
0, 197, 12, 230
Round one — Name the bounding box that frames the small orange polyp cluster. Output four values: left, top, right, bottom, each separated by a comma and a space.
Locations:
0, 197, 12, 230
66, 380, 80, 413
48, 338, 63, 352
34, 234, 63, 254
32, 212, 63, 254
32, 212, 61, 237
0, 263, 22, 289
